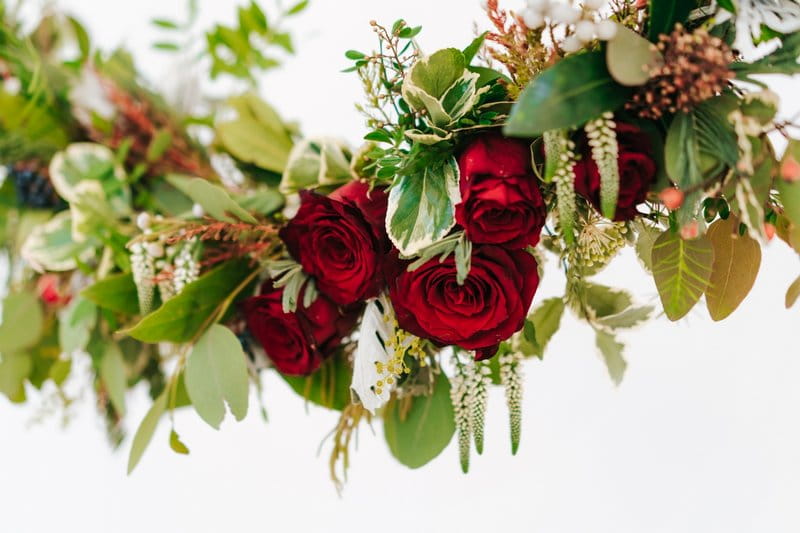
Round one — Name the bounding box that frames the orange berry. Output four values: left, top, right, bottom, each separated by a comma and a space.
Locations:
680, 221, 699, 240
781, 155, 800, 182
659, 187, 684, 210
764, 222, 776, 241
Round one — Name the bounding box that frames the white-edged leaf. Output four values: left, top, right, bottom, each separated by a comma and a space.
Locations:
351, 295, 396, 414
386, 156, 461, 256
595, 330, 627, 385
20, 211, 96, 272
184, 324, 250, 429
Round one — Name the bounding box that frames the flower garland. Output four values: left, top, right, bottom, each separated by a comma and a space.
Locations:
1, 0, 800, 482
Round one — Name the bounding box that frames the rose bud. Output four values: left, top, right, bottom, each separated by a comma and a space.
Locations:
37, 274, 69, 306
659, 187, 684, 210
781, 155, 800, 182
280, 190, 386, 306
455, 134, 547, 249
573, 122, 658, 221
242, 283, 360, 376
387, 245, 540, 360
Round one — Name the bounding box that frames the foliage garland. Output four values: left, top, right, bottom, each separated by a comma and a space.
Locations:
2, 0, 800, 483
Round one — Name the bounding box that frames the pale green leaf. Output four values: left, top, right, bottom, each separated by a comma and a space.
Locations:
100, 343, 127, 416
597, 306, 654, 330
0, 352, 32, 402
166, 175, 257, 224
526, 298, 565, 359
387, 156, 461, 256
606, 23, 663, 86
185, 324, 250, 429
651, 231, 714, 321
169, 430, 190, 455
705, 217, 762, 321
0, 292, 43, 353
633, 220, 661, 272
127, 392, 167, 474
383, 374, 455, 469
20, 211, 96, 272
58, 296, 97, 353
595, 330, 627, 386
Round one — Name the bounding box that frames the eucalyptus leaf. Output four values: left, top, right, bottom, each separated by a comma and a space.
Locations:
504, 52, 631, 137
383, 374, 455, 469
128, 392, 167, 474
0, 352, 32, 402
606, 23, 663, 86
100, 343, 127, 416
705, 217, 762, 321
386, 156, 461, 256
651, 231, 714, 321
185, 324, 250, 429
166, 175, 257, 224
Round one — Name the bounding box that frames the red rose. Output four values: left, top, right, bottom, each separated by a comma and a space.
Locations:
280, 190, 384, 305
573, 122, 657, 221
455, 135, 546, 248
387, 245, 540, 359
329, 180, 389, 247
242, 284, 359, 376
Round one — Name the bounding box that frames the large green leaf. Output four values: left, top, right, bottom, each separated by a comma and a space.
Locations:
648, 0, 694, 42
283, 353, 352, 411
127, 392, 167, 474
0, 352, 32, 402
705, 217, 762, 321
383, 374, 455, 469
124, 259, 254, 343
387, 156, 461, 256
504, 51, 632, 137
81, 272, 140, 315
185, 324, 249, 429
166, 175, 258, 224
0, 292, 44, 353
665, 112, 703, 190
651, 231, 714, 321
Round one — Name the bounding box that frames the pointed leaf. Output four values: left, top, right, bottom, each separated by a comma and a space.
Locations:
169, 430, 190, 455
595, 330, 627, 385
100, 343, 127, 416
81, 272, 140, 315
166, 175, 257, 224
128, 393, 167, 474
786, 276, 800, 309
705, 217, 762, 321
527, 298, 565, 359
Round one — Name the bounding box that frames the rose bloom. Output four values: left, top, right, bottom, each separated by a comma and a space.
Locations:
455, 134, 546, 248
573, 121, 658, 221
387, 245, 540, 360
280, 189, 385, 305
242, 284, 359, 376
329, 180, 389, 245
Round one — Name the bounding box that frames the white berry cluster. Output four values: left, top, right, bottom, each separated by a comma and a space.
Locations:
521, 0, 618, 53
585, 111, 621, 219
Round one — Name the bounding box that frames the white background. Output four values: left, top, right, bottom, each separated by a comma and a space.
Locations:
3, 1, 800, 532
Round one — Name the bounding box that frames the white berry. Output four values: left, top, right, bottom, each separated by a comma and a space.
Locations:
192, 203, 205, 218
561, 34, 583, 53
136, 212, 151, 230
526, 0, 550, 11
583, 0, 606, 10
522, 9, 545, 29
595, 19, 618, 40
575, 20, 596, 42
146, 242, 165, 258
548, 4, 582, 25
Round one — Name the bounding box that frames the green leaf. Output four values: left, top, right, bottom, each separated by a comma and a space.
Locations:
128, 392, 167, 474
526, 298, 565, 359
286, 0, 309, 15
633, 220, 661, 272
405, 48, 465, 100
387, 156, 461, 256
49, 143, 129, 212
606, 23, 663, 86
0, 292, 43, 353
235, 187, 284, 216
504, 51, 632, 137
651, 231, 714, 321
462, 32, 487, 64
283, 353, 352, 411
152, 18, 179, 29
665, 112, 703, 189
99, 343, 127, 415
345, 49, 365, 60
58, 296, 97, 353
169, 430, 190, 455
583, 284, 632, 319
185, 324, 250, 429
595, 330, 627, 385
166, 175, 258, 224
597, 306, 653, 330
154, 42, 180, 52
786, 276, 800, 309
125, 259, 254, 343
383, 374, 455, 469
146, 130, 173, 162
81, 272, 140, 315
705, 217, 762, 321
0, 352, 32, 402
648, 0, 694, 42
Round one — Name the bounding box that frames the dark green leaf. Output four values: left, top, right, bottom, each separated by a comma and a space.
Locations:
504, 52, 632, 137
648, 0, 694, 42
81, 272, 140, 315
